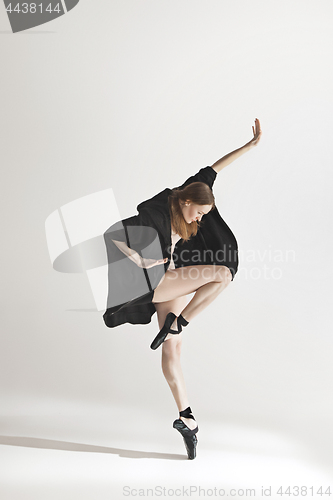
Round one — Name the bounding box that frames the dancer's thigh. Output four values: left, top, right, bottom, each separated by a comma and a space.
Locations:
152, 264, 231, 304
154, 295, 189, 330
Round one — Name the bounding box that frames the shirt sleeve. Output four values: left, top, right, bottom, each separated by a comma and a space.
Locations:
174, 166, 217, 191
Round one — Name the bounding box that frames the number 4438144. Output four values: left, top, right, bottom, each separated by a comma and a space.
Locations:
6, 3, 61, 14
277, 486, 331, 496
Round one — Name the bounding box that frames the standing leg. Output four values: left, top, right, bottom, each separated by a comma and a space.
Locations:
155, 296, 198, 431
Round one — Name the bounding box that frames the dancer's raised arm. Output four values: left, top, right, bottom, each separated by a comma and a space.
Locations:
211, 118, 262, 174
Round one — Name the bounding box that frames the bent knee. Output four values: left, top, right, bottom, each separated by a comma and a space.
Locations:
213, 266, 233, 283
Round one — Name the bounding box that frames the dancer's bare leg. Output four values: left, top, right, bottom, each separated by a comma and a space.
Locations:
152, 265, 233, 332
153, 266, 232, 430
155, 295, 198, 430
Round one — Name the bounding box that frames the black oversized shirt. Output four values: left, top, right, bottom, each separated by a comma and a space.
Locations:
103, 166, 238, 328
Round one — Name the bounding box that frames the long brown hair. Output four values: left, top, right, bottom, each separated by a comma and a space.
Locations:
168, 182, 216, 243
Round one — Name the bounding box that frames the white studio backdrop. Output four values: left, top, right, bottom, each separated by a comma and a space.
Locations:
1, 0, 333, 498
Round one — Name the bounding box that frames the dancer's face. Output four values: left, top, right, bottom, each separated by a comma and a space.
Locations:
180, 200, 213, 224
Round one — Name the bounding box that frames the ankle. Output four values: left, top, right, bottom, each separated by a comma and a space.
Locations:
180, 416, 197, 429
178, 406, 198, 430
179, 406, 195, 420
170, 317, 178, 331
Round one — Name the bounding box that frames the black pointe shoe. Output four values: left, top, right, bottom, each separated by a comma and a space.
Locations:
150, 312, 182, 350
177, 314, 189, 328
173, 406, 198, 460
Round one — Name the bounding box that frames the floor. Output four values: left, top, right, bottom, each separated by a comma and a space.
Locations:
0, 408, 332, 500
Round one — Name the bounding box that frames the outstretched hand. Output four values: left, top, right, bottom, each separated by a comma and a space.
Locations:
249, 118, 262, 146
210, 118, 262, 173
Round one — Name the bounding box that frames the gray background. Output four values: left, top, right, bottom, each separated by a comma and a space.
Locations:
1, 1, 333, 498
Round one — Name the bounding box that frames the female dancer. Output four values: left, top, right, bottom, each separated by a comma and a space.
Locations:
103, 118, 262, 459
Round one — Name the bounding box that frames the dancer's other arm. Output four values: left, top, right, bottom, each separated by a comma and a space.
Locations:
211, 118, 262, 174
112, 239, 168, 269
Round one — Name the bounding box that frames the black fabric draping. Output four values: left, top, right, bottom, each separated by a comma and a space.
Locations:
103, 166, 238, 328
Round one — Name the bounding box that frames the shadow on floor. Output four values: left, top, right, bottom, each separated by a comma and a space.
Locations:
0, 435, 186, 460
